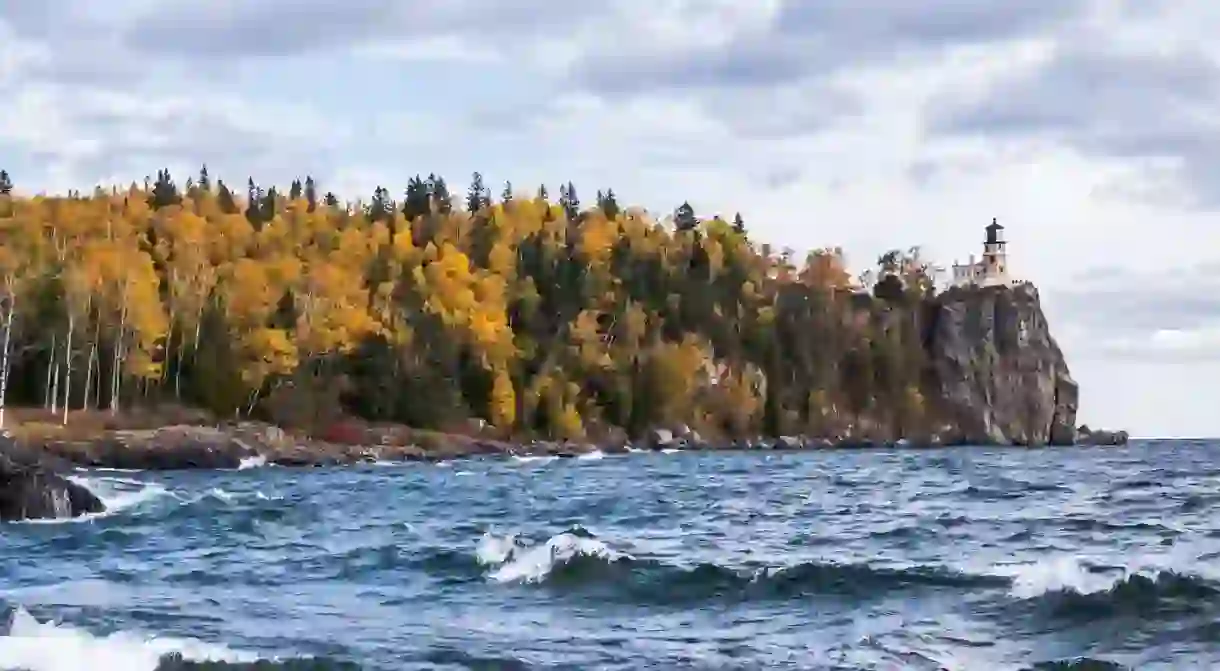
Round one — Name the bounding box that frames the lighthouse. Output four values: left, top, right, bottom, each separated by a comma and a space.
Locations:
951, 218, 1013, 287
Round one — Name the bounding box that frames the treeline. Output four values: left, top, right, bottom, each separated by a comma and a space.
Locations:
0, 167, 939, 441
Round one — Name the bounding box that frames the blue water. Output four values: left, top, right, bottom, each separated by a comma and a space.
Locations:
3, 443, 1220, 670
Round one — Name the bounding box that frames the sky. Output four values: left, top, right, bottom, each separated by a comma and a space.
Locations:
1, 0, 1217, 437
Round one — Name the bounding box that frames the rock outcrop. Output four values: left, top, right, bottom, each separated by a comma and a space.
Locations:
0, 435, 105, 521
924, 283, 1078, 446
1076, 425, 1129, 446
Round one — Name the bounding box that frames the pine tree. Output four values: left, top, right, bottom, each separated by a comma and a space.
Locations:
369, 186, 391, 222
732, 212, 746, 235
324, 192, 339, 208
598, 188, 620, 219
501, 181, 513, 203
537, 183, 548, 201
217, 180, 239, 214
304, 176, 318, 212
675, 201, 698, 231
246, 178, 263, 228
289, 178, 303, 201
403, 176, 429, 221
261, 186, 278, 220
148, 169, 181, 209
466, 171, 488, 214
429, 174, 452, 215
1, 169, 15, 195
560, 181, 580, 221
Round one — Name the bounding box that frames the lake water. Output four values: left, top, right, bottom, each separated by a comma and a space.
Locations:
2, 443, 1218, 670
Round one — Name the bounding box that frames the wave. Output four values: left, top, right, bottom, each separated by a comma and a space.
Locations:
998, 555, 1220, 619
13, 476, 174, 525
473, 531, 1006, 602
0, 606, 259, 671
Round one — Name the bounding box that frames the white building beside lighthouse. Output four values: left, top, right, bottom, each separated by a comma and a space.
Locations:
951, 218, 1014, 287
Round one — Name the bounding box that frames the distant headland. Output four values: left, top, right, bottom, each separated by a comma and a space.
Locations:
0, 166, 1124, 474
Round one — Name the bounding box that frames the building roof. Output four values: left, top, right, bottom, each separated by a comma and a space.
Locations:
986, 217, 1004, 231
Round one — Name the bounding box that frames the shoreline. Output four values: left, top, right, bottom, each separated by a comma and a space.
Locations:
6, 417, 1131, 472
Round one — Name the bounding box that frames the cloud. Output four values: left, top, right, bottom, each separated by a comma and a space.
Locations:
926, 4, 1220, 209
1054, 263, 1220, 362
569, 1, 1089, 95
119, 0, 614, 61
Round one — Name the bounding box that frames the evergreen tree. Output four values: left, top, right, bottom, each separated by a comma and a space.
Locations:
289, 178, 303, 201
368, 186, 391, 222
674, 201, 698, 231
598, 188, 620, 219
732, 212, 746, 235
261, 185, 278, 220
0, 170, 13, 196
304, 176, 318, 212
429, 174, 452, 215
466, 171, 489, 214
537, 183, 548, 201
148, 169, 181, 209
403, 176, 429, 221
197, 164, 211, 192
501, 181, 513, 203
246, 178, 263, 228
560, 181, 580, 221
324, 191, 339, 208
216, 180, 239, 214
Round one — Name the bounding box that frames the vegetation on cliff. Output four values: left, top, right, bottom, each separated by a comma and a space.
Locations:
0, 167, 943, 442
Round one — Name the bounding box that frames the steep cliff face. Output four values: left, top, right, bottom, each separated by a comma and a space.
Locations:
924, 283, 1078, 446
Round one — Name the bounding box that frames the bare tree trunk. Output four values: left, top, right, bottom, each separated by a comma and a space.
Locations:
110, 297, 128, 416
0, 293, 14, 430
61, 312, 74, 425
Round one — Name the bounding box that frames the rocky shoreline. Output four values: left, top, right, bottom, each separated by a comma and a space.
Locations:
0, 418, 1130, 522
8, 418, 1132, 472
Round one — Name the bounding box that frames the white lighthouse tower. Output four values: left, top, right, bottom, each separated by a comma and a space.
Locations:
951, 218, 1013, 287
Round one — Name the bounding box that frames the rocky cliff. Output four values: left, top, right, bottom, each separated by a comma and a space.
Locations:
924, 283, 1078, 446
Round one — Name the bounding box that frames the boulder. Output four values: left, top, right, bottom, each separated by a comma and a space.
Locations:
0, 436, 104, 522
1076, 425, 1130, 446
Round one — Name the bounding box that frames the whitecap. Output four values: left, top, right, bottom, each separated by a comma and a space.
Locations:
510, 455, 558, 465
0, 606, 258, 671
577, 450, 605, 461
476, 532, 519, 566
481, 532, 631, 584
237, 454, 267, 470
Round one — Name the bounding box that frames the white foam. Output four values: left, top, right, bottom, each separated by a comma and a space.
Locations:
511, 455, 558, 465
577, 450, 605, 461
993, 546, 1216, 599
0, 606, 258, 671
482, 532, 629, 584
476, 532, 519, 565
999, 556, 1120, 599
236, 454, 267, 470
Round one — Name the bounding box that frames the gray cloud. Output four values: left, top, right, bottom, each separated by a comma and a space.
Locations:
121, 0, 613, 59
928, 42, 1220, 207
1056, 264, 1220, 338
572, 1, 1090, 95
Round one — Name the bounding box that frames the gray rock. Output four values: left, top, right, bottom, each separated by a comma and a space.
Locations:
925, 284, 1078, 446
0, 436, 104, 522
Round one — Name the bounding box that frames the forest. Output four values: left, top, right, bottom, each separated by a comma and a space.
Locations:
0, 167, 941, 442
